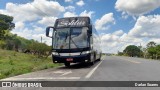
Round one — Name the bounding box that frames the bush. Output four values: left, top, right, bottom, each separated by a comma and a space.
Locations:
0, 40, 6, 49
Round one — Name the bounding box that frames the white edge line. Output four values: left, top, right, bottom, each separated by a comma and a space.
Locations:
60, 71, 72, 76
85, 60, 103, 78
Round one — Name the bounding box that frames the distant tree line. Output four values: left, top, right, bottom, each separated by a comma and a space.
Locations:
118, 41, 160, 60
0, 14, 51, 58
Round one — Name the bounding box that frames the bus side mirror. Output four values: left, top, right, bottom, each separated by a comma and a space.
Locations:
87, 30, 92, 36
46, 26, 54, 38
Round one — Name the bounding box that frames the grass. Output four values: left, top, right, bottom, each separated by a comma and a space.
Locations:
0, 49, 62, 79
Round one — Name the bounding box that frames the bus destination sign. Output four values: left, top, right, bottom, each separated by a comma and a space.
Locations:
55, 17, 89, 28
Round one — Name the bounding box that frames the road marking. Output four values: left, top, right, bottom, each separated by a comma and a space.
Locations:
53, 70, 65, 74
53, 70, 72, 76
85, 60, 103, 78
1, 77, 80, 81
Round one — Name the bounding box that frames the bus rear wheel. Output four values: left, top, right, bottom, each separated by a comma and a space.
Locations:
64, 62, 70, 67
97, 57, 101, 61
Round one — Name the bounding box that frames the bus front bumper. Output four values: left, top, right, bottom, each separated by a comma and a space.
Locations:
52, 54, 90, 63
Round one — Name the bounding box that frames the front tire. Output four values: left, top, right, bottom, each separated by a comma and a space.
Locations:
64, 62, 70, 67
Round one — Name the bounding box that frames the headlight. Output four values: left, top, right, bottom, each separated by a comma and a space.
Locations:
52, 52, 59, 55
82, 51, 91, 54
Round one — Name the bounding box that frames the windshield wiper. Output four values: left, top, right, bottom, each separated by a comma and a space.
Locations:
70, 36, 79, 49
59, 31, 69, 49
61, 31, 79, 49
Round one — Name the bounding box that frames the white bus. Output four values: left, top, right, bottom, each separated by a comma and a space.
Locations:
46, 17, 102, 67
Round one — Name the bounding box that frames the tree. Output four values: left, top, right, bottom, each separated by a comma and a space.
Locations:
155, 45, 160, 59
0, 14, 15, 40
146, 41, 157, 59
123, 45, 141, 57
147, 47, 156, 59
147, 41, 156, 48
26, 39, 51, 58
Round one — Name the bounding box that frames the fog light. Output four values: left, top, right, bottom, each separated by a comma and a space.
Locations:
85, 60, 88, 62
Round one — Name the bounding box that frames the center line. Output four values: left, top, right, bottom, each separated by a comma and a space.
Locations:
85, 60, 103, 78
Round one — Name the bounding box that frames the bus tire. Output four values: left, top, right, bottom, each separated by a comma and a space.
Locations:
97, 56, 101, 61
97, 58, 101, 61
97, 54, 101, 61
64, 62, 70, 67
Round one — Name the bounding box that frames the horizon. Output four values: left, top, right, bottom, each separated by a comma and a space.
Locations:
0, 0, 160, 53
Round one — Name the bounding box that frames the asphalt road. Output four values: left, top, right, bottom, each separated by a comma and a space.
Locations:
1, 56, 160, 90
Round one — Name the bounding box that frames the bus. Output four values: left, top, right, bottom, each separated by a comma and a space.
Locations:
46, 17, 102, 67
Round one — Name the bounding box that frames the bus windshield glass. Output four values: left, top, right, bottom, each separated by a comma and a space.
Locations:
53, 27, 89, 49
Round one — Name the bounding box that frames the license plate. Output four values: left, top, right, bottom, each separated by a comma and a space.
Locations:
66, 58, 73, 61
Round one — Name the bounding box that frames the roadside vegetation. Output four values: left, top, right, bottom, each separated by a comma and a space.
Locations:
0, 14, 52, 58
0, 14, 62, 79
118, 41, 160, 60
0, 49, 61, 79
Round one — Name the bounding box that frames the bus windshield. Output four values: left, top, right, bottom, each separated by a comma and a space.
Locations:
53, 27, 89, 49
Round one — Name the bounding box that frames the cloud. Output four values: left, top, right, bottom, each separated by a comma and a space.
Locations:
115, 0, 160, 16
101, 30, 125, 53
101, 30, 144, 53
149, 39, 160, 44
76, 0, 85, 7
65, 0, 73, 3
95, 13, 115, 30
63, 10, 94, 18
15, 22, 25, 30
11, 28, 33, 39
128, 15, 160, 38
11, 26, 52, 45
65, 6, 75, 12
112, 30, 124, 36
33, 26, 44, 34
0, 0, 65, 45
63, 12, 77, 17
80, 10, 94, 18
101, 15, 160, 53
0, 0, 65, 22
38, 16, 57, 26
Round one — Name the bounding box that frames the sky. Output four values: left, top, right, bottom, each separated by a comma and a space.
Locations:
0, 0, 160, 53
